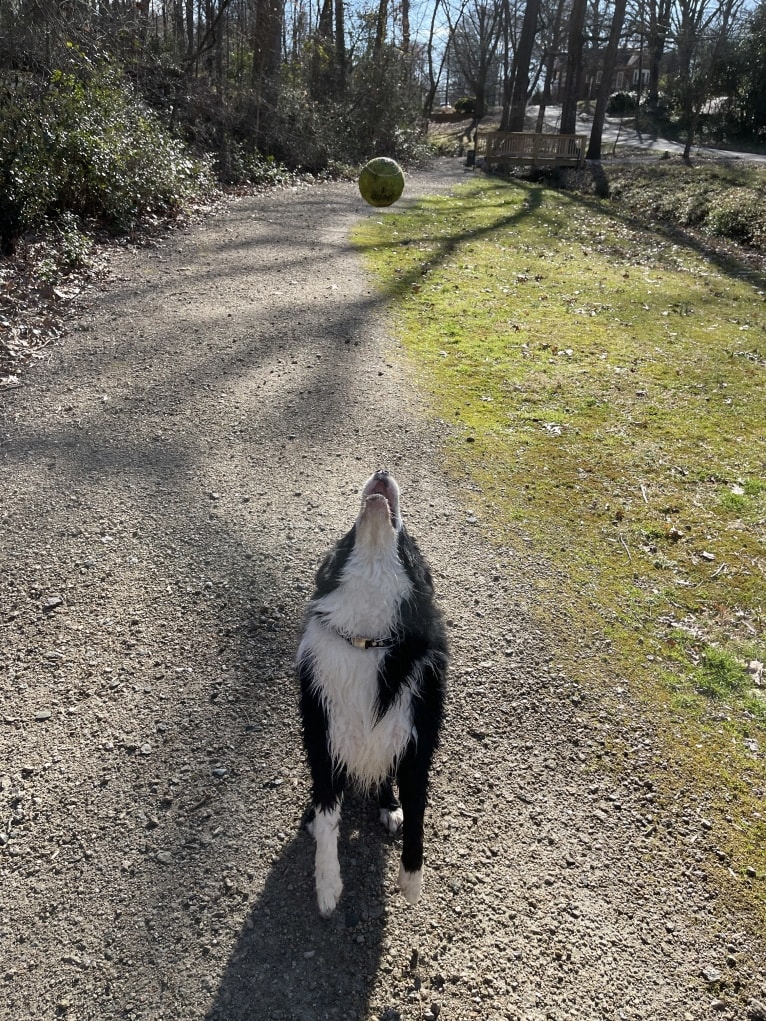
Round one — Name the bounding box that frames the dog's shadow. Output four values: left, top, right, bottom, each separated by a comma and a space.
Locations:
206, 794, 396, 1021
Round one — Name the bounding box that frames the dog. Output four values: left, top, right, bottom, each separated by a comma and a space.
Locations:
296, 469, 448, 917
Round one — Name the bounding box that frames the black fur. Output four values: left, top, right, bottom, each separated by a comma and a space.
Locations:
296, 472, 448, 913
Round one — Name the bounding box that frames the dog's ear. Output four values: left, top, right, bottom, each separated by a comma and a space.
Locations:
313, 526, 357, 597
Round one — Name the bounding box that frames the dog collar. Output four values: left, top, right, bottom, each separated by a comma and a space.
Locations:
333, 627, 394, 650
347, 633, 396, 649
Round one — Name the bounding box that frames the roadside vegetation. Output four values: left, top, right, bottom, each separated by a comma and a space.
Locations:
355, 158, 766, 927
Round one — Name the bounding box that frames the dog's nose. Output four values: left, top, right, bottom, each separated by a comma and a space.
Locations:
374, 469, 390, 480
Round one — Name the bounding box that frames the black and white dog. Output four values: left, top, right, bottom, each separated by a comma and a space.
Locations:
296, 470, 448, 917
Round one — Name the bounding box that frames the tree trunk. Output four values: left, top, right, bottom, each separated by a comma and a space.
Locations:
310, 0, 333, 94
560, 0, 587, 134
646, 0, 672, 116
587, 0, 627, 159
682, 109, 699, 158
535, 0, 567, 133
401, 0, 410, 53
504, 0, 541, 132
186, 0, 195, 60
374, 0, 388, 56
334, 0, 346, 91
172, 0, 185, 56
251, 0, 283, 100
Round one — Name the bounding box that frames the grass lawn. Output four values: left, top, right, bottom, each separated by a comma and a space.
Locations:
354, 163, 766, 928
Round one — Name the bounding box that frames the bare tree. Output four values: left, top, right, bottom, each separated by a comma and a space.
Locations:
561, 0, 588, 132
672, 0, 744, 156
645, 0, 673, 114
533, 0, 568, 130
449, 0, 504, 117
501, 0, 541, 130
587, 0, 629, 157
421, 0, 467, 114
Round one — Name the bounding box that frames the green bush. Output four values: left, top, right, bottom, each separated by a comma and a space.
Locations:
215, 138, 298, 187
454, 96, 476, 116
0, 57, 213, 248
605, 165, 766, 252
706, 189, 766, 246
606, 91, 637, 116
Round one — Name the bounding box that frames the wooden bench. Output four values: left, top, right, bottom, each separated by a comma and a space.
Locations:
476, 132, 586, 168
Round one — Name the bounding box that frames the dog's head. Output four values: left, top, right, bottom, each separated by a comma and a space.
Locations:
355, 470, 402, 550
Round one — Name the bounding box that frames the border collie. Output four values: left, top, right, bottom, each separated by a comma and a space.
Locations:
296, 470, 448, 917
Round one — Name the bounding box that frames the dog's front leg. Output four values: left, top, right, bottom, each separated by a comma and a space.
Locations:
308, 800, 344, 917
299, 672, 347, 916
395, 754, 428, 904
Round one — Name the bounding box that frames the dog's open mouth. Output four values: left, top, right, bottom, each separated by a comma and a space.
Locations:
359, 471, 401, 533
366, 476, 392, 500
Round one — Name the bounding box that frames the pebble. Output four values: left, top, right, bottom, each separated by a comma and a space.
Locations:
702, 965, 723, 983
34, 709, 52, 721
43, 596, 63, 612
155, 850, 173, 865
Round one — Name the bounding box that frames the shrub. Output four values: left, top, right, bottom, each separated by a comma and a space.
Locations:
215, 138, 298, 187
0, 57, 214, 248
603, 166, 766, 253
706, 189, 766, 247
454, 96, 476, 116
54, 211, 93, 271
606, 91, 637, 116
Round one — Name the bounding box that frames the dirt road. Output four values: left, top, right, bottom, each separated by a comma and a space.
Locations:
1, 159, 764, 1021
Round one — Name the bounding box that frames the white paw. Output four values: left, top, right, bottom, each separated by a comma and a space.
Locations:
316, 867, 343, 917
397, 862, 423, 904
380, 806, 404, 833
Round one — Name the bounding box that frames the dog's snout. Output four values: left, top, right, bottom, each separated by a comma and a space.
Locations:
373, 469, 390, 480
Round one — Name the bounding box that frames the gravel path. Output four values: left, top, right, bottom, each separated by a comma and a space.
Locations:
1, 158, 764, 1021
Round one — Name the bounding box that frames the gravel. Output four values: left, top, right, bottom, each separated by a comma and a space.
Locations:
1, 158, 764, 1020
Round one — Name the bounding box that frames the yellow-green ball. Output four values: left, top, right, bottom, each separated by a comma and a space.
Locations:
358, 157, 405, 207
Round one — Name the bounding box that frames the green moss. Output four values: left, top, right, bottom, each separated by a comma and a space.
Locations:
355, 170, 766, 927
695, 647, 751, 699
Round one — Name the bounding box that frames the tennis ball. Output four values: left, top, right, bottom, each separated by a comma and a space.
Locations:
358, 157, 405, 207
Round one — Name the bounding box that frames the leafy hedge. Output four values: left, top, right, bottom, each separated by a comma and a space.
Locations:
0, 43, 431, 250
0, 57, 213, 250
606, 162, 766, 252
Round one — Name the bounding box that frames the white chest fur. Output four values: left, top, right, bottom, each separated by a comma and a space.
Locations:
299, 540, 416, 787
316, 541, 412, 640
301, 618, 414, 787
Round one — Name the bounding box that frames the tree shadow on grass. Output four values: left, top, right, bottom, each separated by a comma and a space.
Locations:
206, 793, 396, 1021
